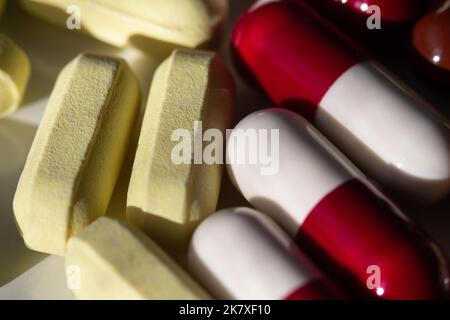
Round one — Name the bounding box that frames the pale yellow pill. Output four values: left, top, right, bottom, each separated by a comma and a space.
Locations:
127, 49, 234, 253
19, 0, 228, 49
13, 53, 140, 256
0, 34, 31, 118
66, 217, 210, 300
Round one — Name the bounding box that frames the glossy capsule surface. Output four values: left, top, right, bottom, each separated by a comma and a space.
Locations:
299, 0, 424, 24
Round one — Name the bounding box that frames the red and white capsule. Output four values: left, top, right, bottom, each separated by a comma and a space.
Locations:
296, 0, 425, 25
231, 0, 450, 203
188, 207, 343, 300
226, 109, 450, 299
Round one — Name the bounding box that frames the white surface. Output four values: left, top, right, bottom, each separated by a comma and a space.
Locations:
317, 61, 450, 202
0, 2, 169, 298
188, 207, 319, 300
227, 110, 354, 236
